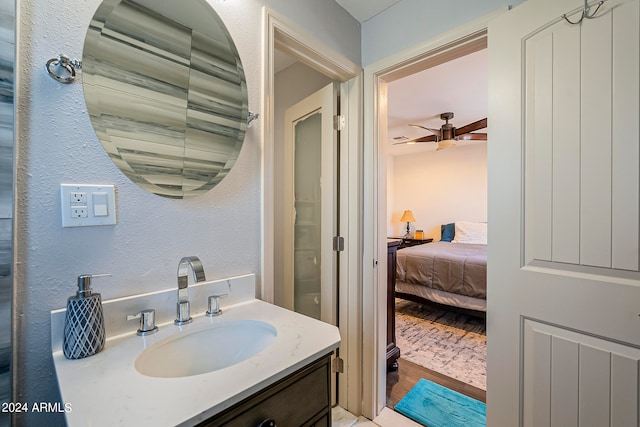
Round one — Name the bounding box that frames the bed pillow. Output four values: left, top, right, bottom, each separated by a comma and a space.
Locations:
452, 221, 487, 244
440, 223, 455, 242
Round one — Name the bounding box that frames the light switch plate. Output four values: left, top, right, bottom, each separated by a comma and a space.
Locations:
60, 184, 117, 227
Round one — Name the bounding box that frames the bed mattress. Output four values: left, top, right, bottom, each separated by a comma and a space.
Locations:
396, 241, 487, 300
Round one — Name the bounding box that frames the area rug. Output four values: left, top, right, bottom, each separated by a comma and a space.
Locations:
395, 299, 486, 390
395, 378, 486, 427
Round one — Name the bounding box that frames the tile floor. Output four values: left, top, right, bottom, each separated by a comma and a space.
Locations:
332, 406, 421, 427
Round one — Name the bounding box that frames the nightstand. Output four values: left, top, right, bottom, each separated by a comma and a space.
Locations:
389, 237, 433, 249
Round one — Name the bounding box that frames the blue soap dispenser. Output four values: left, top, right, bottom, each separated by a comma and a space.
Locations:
63, 273, 110, 360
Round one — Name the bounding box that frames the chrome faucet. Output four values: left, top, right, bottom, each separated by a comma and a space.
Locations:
175, 256, 206, 325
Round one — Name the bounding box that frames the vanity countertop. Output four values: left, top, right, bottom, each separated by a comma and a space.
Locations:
51, 298, 340, 426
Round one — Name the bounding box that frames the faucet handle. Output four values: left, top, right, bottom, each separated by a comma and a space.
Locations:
206, 294, 228, 317
127, 309, 158, 336
175, 300, 192, 325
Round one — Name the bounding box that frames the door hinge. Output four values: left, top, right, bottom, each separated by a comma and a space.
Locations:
333, 114, 345, 131
333, 236, 344, 252
332, 357, 344, 373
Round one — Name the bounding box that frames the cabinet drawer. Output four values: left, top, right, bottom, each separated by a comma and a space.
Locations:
310, 413, 330, 426
199, 354, 331, 427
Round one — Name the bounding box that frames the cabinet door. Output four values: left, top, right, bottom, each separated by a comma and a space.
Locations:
200, 355, 331, 427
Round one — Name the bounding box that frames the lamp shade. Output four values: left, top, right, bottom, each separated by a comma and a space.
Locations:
400, 210, 416, 223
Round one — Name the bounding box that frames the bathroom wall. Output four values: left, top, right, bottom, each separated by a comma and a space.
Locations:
360, 0, 526, 66
14, 0, 359, 425
0, 0, 14, 425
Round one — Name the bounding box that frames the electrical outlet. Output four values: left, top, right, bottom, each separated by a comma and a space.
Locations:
71, 207, 88, 218
70, 192, 87, 204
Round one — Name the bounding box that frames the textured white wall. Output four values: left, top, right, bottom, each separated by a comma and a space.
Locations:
389, 143, 488, 240
361, 0, 526, 66
267, 0, 361, 64
14, 0, 359, 424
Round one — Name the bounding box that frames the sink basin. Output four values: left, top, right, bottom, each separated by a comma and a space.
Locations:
135, 320, 277, 378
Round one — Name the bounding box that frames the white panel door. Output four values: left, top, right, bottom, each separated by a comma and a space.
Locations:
488, 0, 640, 425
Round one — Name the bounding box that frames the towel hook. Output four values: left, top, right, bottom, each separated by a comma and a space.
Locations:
247, 111, 260, 128
46, 54, 82, 84
562, 0, 606, 25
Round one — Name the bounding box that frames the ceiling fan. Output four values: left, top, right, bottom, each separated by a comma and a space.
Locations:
395, 112, 487, 150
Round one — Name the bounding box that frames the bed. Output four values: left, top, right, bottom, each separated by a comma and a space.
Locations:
395, 221, 487, 313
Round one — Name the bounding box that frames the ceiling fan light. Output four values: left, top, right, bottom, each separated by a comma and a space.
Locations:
436, 139, 457, 151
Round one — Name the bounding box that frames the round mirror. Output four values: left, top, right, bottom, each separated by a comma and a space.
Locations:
82, 0, 248, 198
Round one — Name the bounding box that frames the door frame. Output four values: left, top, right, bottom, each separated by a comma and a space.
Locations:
362, 9, 506, 418
262, 8, 363, 414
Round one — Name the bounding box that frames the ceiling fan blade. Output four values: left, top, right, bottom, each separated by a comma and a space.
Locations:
411, 134, 437, 143
409, 124, 440, 134
393, 134, 437, 145
457, 133, 487, 141
455, 118, 487, 136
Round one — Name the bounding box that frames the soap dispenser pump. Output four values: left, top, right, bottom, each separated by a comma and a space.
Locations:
63, 273, 110, 360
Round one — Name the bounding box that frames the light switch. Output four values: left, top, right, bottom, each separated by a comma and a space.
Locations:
93, 192, 109, 217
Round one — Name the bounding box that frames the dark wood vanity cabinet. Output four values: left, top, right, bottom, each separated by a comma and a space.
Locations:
198, 354, 332, 427
386, 239, 401, 370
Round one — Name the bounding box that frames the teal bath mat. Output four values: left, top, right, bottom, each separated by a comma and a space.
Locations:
395, 378, 486, 427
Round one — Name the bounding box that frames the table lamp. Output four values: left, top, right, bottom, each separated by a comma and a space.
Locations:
400, 210, 416, 238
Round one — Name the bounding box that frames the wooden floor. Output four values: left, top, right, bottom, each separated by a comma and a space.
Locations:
386, 358, 486, 409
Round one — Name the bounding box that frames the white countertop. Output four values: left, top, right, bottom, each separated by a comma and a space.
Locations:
52, 297, 340, 426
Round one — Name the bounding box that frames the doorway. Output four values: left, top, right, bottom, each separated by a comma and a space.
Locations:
263, 9, 363, 415
272, 57, 334, 312
282, 83, 339, 324
279, 75, 339, 402
384, 47, 488, 407
362, 17, 496, 417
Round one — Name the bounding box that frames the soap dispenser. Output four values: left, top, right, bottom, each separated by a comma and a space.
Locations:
63, 273, 110, 360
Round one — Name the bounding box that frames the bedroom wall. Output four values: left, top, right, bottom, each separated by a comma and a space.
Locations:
389, 143, 487, 240
387, 154, 396, 239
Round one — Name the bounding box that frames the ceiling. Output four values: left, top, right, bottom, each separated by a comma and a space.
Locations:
332, 1, 488, 157
335, 0, 402, 22
276, 1, 488, 157
386, 48, 488, 156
